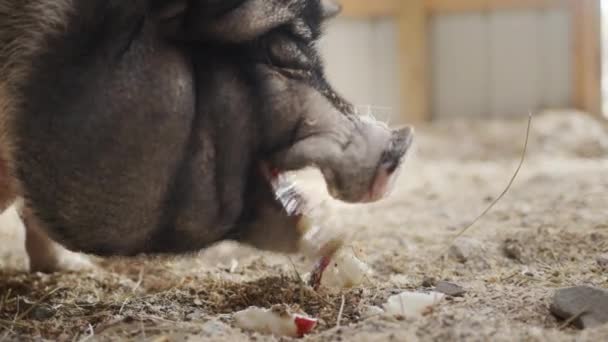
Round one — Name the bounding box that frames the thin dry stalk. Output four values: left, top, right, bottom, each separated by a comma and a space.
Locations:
16, 287, 63, 321
287, 257, 305, 286
287, 257, 333, 307
439, 112, 533, 264
336, 295, 346, 328
558, 305, 591, 330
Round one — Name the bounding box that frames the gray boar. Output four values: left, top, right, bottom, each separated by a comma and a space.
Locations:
0, 0, 414, 272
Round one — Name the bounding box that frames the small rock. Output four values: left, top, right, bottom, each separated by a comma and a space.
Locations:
435, 281, 466, 297
589, 233, 604, 242
448, 238, 483, 263
421, 277, 436, 288
503, 238, 524, 262
522, 269, 535, 277
550, 286, 608, 329
597, 254, 608, 269
30, 305, 55, 320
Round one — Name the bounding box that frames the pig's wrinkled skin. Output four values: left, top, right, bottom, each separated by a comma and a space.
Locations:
0, 0, 414, 272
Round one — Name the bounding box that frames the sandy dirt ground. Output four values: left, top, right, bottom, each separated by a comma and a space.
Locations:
0, 111, 607, 341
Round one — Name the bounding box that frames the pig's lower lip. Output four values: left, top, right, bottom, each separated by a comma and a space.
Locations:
359, 126, 413, 203
358, 160, 402, 203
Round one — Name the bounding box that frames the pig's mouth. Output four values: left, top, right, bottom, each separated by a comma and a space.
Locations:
259, 125, 415, 213
259, 163, 308, 218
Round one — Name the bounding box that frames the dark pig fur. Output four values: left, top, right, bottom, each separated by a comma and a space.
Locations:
0, 0, 414, 272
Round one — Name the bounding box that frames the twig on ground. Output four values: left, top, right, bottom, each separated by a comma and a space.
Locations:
287, 257, 305, 286
0, 289, 11, 315
558, 304, 591, 330
118, 297, 130, 316
336, 295, 346, 328
16, 287, 63, 321
288, 256, 307, 304
132, 266, 145, 293
439, 112, 533, 266
80, 323, 95, 342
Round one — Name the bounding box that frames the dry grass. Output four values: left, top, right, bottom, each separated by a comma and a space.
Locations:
1, 111, 608, 341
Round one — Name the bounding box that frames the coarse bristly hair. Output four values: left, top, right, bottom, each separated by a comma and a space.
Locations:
0, 0, 75, 211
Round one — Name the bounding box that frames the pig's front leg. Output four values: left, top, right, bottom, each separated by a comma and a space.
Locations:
17, 203, 96, 273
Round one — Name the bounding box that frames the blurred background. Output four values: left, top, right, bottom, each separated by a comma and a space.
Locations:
319, 0, 604, 124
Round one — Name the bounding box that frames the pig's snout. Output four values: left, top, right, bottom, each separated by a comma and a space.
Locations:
323, 123, 414, 204
359, 126, 414, 203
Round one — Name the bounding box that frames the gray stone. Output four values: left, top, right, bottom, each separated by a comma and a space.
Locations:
30, 305, 55, 320
421, 277, 436, 288
550, 286, 608, 329
435, 281, 466, 297
597, 254, 608, 269
503, 238, 524, 262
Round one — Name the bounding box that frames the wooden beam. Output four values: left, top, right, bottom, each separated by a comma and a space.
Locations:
398, 0, 430, 123
339, 0, 566, 18
426, 0, 566, 13
571, 0, 602, 117
338, 0, 400, 18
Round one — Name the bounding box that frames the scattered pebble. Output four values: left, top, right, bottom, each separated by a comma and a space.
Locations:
421, 277, 436, 288
503, 238, 524, 262
522, 268, 535, 277
29, 305, 56, 321
233, 304, 317, 337
589, 233, 604, 242
383, 291, 445, 318
550, 286, 608, 329
435, 281, 466, 297
448, 238, 483, 263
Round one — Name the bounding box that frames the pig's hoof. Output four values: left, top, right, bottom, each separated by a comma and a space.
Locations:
29, 247, 97, 273
55, 251, 97, 272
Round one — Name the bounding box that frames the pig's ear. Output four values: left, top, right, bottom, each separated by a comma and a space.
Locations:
320, 0, 342, 20
184, 0, 304, 43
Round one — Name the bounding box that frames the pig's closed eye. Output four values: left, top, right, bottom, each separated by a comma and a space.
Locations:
267, 39, 313, 70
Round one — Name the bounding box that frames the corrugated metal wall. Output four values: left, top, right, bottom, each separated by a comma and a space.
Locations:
431, 7, 572, 119
320, 7, 573, 121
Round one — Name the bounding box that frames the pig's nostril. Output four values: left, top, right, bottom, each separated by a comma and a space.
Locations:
382, 159, 399, 174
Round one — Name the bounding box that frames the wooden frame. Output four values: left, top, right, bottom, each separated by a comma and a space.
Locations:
339, 0, 603, 122
571, 0, 602, 120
